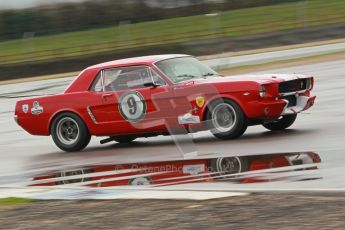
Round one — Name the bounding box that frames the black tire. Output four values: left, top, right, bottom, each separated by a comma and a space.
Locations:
205, 99, 247, 140
209, 156, 249, 176
51, 112, 91, 152
262, 114, 297, 131
112, 136, 136, 143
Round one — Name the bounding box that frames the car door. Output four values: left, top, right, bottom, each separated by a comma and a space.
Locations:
88, 65, 174, 136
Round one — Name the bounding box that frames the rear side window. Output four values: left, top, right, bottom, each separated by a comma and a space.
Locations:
90, 72, 103, 92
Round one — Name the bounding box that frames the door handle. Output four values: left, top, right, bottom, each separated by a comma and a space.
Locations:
102, 93, 114, 98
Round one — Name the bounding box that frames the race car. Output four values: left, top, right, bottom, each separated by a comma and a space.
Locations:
14, 54, 316, 152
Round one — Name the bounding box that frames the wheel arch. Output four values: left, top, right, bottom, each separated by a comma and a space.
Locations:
48, 109, 89, 135
202, 95, 247, 121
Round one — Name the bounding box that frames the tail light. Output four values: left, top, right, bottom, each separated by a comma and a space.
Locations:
14, 115, 18, 125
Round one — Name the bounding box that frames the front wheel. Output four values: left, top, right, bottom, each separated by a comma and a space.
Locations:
262, 114, 297, 131
51, 113, 91, 152
206, 99, 247, 140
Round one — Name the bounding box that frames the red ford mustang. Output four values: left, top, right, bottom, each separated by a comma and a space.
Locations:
15, 55, 316, 152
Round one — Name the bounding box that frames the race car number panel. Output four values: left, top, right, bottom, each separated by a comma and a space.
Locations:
119, 91, 147, 122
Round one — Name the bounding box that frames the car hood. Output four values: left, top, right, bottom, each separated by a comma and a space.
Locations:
178, 74, 310, 85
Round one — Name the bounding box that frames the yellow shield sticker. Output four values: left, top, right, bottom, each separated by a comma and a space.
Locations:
196, 96, 205, 108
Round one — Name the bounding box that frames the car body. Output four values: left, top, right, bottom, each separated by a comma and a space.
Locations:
15, 54, 316, 151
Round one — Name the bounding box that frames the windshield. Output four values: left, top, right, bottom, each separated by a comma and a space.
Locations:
155, 57, 219, 83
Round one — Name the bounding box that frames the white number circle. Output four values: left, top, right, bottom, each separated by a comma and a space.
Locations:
119, 91, 146, 122
130, 177, 152, 185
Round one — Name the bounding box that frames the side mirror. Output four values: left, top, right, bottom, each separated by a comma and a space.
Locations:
143, 81, 156, 88
144, 81, 163, 88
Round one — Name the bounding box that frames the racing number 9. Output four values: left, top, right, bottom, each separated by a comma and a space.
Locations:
119, 91, 146, 122
127, 97, 137, 115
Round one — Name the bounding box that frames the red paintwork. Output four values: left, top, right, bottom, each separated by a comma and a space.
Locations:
32, 159, 213, 187
15, 54, 315, 138
241, 152, 321, 183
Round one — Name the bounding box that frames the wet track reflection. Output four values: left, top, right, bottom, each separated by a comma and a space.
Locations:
0, 148, 334, 200
30, 152, 321, 188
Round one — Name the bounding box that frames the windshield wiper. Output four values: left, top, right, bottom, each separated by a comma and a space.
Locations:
202, 73, 217, 77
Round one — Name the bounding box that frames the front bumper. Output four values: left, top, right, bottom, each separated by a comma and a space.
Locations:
281, 95, 316, 115
246, 95, 316, 119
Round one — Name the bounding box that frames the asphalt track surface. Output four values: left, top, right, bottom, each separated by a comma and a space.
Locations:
3, 193, 345, 229
0, 59, 345, 191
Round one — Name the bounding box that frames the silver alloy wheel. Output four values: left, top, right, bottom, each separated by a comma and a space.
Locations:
56, 117, 80, 145
211, 103, 237, 133
216, 157, 242, 175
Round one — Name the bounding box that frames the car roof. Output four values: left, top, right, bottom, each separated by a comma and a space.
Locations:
88, 54, 190, 70
64, 54, 191, 93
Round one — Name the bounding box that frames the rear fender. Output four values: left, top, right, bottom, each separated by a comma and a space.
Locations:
48, 109, 88, 135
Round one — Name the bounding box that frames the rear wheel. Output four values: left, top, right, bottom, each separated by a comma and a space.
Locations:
263, 114, 297, 131
51, 112, 91, 152
206, 99, 247, 139
113, 136, 136, 143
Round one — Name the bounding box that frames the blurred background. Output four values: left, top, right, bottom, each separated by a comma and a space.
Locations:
0, 0, 344, 80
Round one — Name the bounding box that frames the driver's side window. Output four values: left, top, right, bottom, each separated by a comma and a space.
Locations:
91, 66, 166, 92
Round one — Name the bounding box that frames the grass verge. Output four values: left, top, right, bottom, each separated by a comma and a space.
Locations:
0, 0, 344, 65
1, 49, 343, 86
0, 198, 32, 207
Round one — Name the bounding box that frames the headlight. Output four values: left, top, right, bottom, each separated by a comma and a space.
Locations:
305, 78, 312, 90
259, 85, 266, 97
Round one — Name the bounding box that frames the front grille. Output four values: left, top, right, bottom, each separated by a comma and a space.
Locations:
280, 95, 297, 107
279, 79, 308, 93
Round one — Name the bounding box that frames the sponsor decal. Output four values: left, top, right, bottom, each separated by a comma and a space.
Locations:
31, 101, 43, 115
119, 91, 146, 122
22, 104, 29, 113
178, 113, 201, 124
183, 164, 205, 175
195, 96, 205, 108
